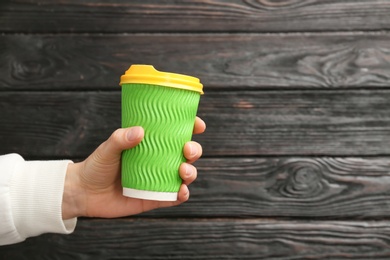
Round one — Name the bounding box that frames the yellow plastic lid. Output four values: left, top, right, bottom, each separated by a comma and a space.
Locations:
120, 65, 203, 94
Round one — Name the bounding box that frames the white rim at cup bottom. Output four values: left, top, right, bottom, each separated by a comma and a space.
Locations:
123, 187, 178, 201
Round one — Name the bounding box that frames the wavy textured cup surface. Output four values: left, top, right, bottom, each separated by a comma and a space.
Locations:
122, 83, 200, 201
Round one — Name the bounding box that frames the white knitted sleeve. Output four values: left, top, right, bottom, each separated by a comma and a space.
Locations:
0, 154, 77, 245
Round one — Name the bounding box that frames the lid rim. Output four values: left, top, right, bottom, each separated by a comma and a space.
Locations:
119, 65, 203, 94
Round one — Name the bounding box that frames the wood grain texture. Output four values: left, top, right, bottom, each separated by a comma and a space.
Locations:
2, 218, 390, 259
2, 1, 390, 259
197, 90, 390, 156
1, 0, 390, 33
1, 90, 390, 157
2, 33, 390, 90
0, 91, 119, 158
174, 157, 390, 218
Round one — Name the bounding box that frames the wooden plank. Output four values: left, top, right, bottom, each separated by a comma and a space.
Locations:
0, 91, 119, 158
175, 157, 390, 218
2, 218, 390, 259
1, 0, 390, 33
1, 90, 390, 157
2, 33, 390, 90
198, 90, 390, 156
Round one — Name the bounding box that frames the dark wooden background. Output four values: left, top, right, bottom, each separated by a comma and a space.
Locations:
1, 0, 390, 259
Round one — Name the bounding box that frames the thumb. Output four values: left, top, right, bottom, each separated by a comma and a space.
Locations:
97, 126, 144, 162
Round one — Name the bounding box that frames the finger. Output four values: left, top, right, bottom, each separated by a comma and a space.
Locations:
177, 184, 190, 202
141, 184, 189, 211
183, 141, 203, 163
179, 163, 197, 185
193, 116, 206, 134
96, 126, 144, 162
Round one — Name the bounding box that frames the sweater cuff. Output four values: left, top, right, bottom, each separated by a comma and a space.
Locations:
9, 159, 77, 240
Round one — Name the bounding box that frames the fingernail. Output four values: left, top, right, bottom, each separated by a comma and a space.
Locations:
185, 164, 192, 178
127, 126, 142, 141
189, 143, 197, 157
184, 188, 190, 200
180, 185, 190, 201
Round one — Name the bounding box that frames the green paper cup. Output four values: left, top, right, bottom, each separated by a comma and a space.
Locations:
120, 65, 203, 201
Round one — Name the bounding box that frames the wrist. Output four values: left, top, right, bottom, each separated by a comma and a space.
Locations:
62, 162, 85, 219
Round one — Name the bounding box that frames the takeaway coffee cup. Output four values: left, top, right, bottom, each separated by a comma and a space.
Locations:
120, 65, 203, 201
